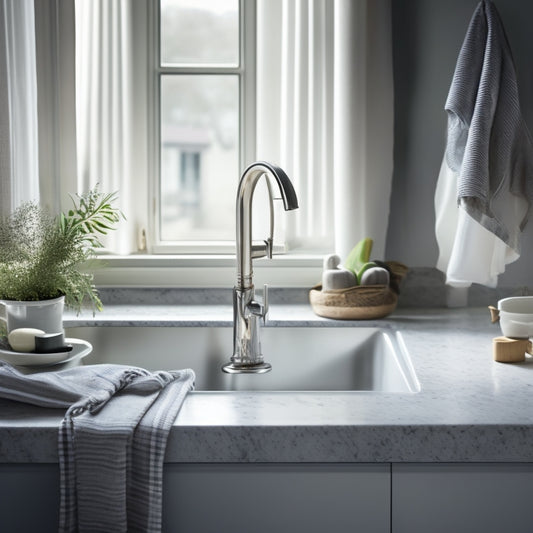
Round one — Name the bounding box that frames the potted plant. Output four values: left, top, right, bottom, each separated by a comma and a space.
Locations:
0, 187, 123, 333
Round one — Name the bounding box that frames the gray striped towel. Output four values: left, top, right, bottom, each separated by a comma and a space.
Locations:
0, 361, 195, 532
445, 0, 533, 253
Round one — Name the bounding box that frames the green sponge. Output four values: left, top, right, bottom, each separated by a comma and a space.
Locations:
344, 238, 377, 284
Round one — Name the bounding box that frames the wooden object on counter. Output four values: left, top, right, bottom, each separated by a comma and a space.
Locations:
492, 336, 532, 363
488, 305, 500, 323
309, 261, 408, 320
309, 284, 398, 320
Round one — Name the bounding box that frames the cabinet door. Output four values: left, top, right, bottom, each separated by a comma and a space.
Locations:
392, 463, 533, 533
0, 464, 60, 533
163, 463, 390, 533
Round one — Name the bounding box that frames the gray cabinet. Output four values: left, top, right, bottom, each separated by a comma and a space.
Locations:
5, 462, 532, 532
0, 464, 60, 533
392, 463, 533, 533
0, 463, 390, 533
162, 463, 391, 533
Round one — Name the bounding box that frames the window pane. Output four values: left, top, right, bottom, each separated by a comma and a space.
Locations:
160, 0, 239, 66
160, 75, 239, 241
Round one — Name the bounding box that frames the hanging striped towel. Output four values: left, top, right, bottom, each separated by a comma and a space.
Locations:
0, 361, 195, 532
435, 0, 533, 287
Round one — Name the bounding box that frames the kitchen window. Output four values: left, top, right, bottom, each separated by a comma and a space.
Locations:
155, 0, 251, 250
74, 0, 256, 257
75, 0, 339, 261
73, 0, 327, 287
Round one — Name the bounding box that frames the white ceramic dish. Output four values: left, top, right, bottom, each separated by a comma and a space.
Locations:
497, 296, 533, 338
0, 338, 92, 367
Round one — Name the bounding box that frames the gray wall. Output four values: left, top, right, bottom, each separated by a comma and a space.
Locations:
386, 0, 533, 288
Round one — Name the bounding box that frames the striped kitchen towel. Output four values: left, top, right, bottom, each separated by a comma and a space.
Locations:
0, 361, 195, 532
435, 0, 533, 287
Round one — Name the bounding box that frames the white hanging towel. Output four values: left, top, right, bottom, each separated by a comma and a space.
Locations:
435, 0, 533, 287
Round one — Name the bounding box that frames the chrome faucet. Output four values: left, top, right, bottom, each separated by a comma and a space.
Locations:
222, 162, 299, 374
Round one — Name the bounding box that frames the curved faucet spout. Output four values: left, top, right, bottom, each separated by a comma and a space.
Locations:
224, 162, 298, 374
236, 161, 299, 290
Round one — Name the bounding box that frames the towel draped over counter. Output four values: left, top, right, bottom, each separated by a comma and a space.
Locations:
435, 0, 533, 287
0, 362, 195, 532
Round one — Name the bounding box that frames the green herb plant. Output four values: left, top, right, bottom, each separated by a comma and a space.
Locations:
0, 187, 124, 313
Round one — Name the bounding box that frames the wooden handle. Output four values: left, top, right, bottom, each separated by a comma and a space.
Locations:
488, 306, 500, 323
492, 336, 531, 363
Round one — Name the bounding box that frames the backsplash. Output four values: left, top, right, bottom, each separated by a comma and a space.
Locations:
97, 267, 529, 308
398, 267, 530, 307
97, 287, 309, 306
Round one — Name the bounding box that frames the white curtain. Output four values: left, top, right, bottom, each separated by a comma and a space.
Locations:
34, 0, 78, 215
256, 0, 394, 261
0, 0, 79, 217
0, 0, 40, 215
0, 0, 141, 250
74, 0, 148, 254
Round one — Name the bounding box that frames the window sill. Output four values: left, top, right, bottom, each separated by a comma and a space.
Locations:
93, 253, 324, 288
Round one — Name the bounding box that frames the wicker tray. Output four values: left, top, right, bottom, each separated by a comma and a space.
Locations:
309, 261, 408, 320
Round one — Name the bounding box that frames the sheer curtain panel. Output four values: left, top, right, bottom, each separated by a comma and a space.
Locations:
256, 0, 393, 260
34, 0, 77, 215
74, 0, 148, 254
0, 0, 39, 215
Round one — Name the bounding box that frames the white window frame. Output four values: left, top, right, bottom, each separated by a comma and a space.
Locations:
149, 0, 256, 254
92, 0, 323, 289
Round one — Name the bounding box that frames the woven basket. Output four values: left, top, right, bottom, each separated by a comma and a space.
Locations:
309, 261, 408, 320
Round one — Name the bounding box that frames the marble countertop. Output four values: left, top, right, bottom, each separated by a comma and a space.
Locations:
1, 304, 533, 464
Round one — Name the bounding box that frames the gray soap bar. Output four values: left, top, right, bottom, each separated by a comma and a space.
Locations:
34, 332, 72, 353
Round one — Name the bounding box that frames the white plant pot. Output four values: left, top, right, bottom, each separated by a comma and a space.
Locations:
0, 296, 65, 334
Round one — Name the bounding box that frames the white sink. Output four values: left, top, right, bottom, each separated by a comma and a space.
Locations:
67, 326, 420, 393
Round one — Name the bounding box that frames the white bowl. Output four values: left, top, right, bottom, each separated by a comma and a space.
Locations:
498, 296, 533, 338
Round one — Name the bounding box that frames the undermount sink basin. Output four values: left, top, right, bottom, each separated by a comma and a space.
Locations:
67, 326, 420, 393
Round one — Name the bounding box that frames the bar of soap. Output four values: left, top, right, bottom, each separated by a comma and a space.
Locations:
8, 328, 45, 353
35, 332, 71, 353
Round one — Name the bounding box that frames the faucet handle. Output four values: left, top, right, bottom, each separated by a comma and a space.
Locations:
251, 240, 271, 260
247, 284, 269, 324
250, 238, 273, 260
265, 238, 273, 259
262, 284, 269, 323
